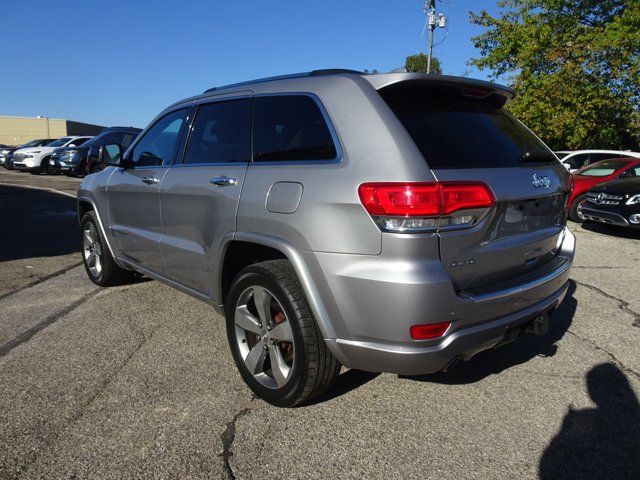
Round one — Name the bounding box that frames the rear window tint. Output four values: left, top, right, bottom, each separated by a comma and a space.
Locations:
379, 86, 553, 169
253, 95, 337, 162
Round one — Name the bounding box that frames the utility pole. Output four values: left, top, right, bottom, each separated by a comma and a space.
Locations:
424, 0, 446, 74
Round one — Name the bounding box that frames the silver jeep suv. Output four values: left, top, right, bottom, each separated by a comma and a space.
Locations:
78, 70, 575, 406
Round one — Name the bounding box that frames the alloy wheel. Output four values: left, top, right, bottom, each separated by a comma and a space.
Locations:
234, 286, 295, 389
82, 222, 103, 277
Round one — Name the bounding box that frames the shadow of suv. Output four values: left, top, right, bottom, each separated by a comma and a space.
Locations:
76, 70, 575, 406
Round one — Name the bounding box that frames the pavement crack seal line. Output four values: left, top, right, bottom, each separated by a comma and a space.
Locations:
574, 279, 640, 328
0, 261, 83, 302
565, 329, 640, 382
220, 405, 253, 480
0, 287, 100, 358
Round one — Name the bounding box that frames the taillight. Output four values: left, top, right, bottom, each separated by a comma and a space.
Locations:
410, 322, 451, 340
358, 182, 494, 233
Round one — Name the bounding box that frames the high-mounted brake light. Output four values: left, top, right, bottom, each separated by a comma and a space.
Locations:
358, 182, 495, 233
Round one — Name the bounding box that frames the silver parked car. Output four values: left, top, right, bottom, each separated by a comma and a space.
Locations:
77, 70, 575, 406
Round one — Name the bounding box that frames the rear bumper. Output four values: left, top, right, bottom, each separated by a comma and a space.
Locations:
310, 227, 575, 375
327, 283, 567, 375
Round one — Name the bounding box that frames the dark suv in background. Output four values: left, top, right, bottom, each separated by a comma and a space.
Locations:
53, 127, 141, 176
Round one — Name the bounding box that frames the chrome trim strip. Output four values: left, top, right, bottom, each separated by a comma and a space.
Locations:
581, 206, 630, 226
464, 257, 572, 303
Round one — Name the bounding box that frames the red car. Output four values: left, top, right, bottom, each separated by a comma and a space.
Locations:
569, 157, 640, 221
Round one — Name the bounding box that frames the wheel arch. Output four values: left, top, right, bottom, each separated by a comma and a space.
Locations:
218, 232, 339, 342
77, 196, 124, 269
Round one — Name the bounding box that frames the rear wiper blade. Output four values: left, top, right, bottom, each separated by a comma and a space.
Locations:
520, 150, 556, 163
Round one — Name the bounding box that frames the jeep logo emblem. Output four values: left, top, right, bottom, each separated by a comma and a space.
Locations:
532, 174, 551, 189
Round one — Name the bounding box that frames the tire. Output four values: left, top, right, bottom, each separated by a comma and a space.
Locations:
569, 194, 587, 223
43, 156, 57, 175
80, 211, 134, 286
226, 260, 341, 407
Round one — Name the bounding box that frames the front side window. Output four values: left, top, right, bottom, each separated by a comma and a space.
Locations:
578, 159, 631, 177
119, 132, 138, 148
130, 109, 189, 167
183, 99, 251, 164
253, 95, 337, 162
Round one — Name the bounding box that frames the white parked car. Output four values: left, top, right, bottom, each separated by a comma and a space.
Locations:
12, 136, 92, 174
555, 150, 640, 173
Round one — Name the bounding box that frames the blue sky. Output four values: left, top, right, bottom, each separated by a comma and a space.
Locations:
0, 0, 500, 128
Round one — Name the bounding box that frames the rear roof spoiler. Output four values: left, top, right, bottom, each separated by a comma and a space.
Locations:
363, 73, 515, 101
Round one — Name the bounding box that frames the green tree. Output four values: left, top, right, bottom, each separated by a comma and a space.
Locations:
469, 0, 640, 150
405, 53, 443, 74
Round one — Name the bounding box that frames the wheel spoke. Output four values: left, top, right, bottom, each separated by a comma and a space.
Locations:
252, 286, 272, 325
269, 345, 290, 387
87, 252, 96, 267
245, 341, 267, 374
269, 321, 293, 342
235, 305, 262, 334
89, 223, 97, 242
83, 230, 93, 246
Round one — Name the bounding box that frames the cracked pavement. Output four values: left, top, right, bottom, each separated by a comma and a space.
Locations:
0, 169, 639, 479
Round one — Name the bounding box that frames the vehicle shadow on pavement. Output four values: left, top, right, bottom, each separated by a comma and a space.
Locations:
0, 185, 79, 261
404, 280, 578, 385
580, 221, 640, 239
307, 369, 381, 406
538, 363, 640, 480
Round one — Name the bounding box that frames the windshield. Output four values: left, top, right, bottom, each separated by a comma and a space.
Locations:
577, 159, 631, 177
20, 139, 46, 148
47, 137, 74, 147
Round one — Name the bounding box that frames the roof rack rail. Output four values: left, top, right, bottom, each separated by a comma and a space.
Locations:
204, 69, 364, 94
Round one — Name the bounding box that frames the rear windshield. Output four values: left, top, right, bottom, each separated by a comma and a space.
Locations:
379, 85, 554, 168
577, 159, 630, 177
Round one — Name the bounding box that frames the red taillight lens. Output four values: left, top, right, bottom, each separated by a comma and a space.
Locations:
410, 322, 451, 340
440, 183, 495, 214
358, 182, 494, 217
358, 183, 441, 216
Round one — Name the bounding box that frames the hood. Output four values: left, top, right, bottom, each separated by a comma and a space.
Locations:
13, 147, 44, 154
590, 177, 640, 195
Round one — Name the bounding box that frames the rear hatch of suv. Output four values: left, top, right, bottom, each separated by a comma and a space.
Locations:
375, 78, 570, 293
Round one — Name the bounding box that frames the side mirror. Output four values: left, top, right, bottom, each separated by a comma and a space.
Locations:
98, 143, 127, 168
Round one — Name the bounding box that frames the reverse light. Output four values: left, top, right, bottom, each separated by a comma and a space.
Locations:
358, 182, 495, 233
410, 322, 451, 340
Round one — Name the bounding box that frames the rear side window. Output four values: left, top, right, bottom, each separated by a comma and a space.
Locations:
578, 159, 630, 177
380, 86, 553, 168
253, 95, 337, 162
183, 99, 251, 164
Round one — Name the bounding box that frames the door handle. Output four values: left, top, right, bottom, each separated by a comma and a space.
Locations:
141, 176, 159, 185
210, 176, 238, 187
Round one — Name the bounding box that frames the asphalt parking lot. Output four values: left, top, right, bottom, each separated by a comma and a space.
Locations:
0, 168, 639, 479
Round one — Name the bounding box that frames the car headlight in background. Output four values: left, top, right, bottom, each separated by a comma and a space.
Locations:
1, 150, 9, 155
626, 194, 640, 205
